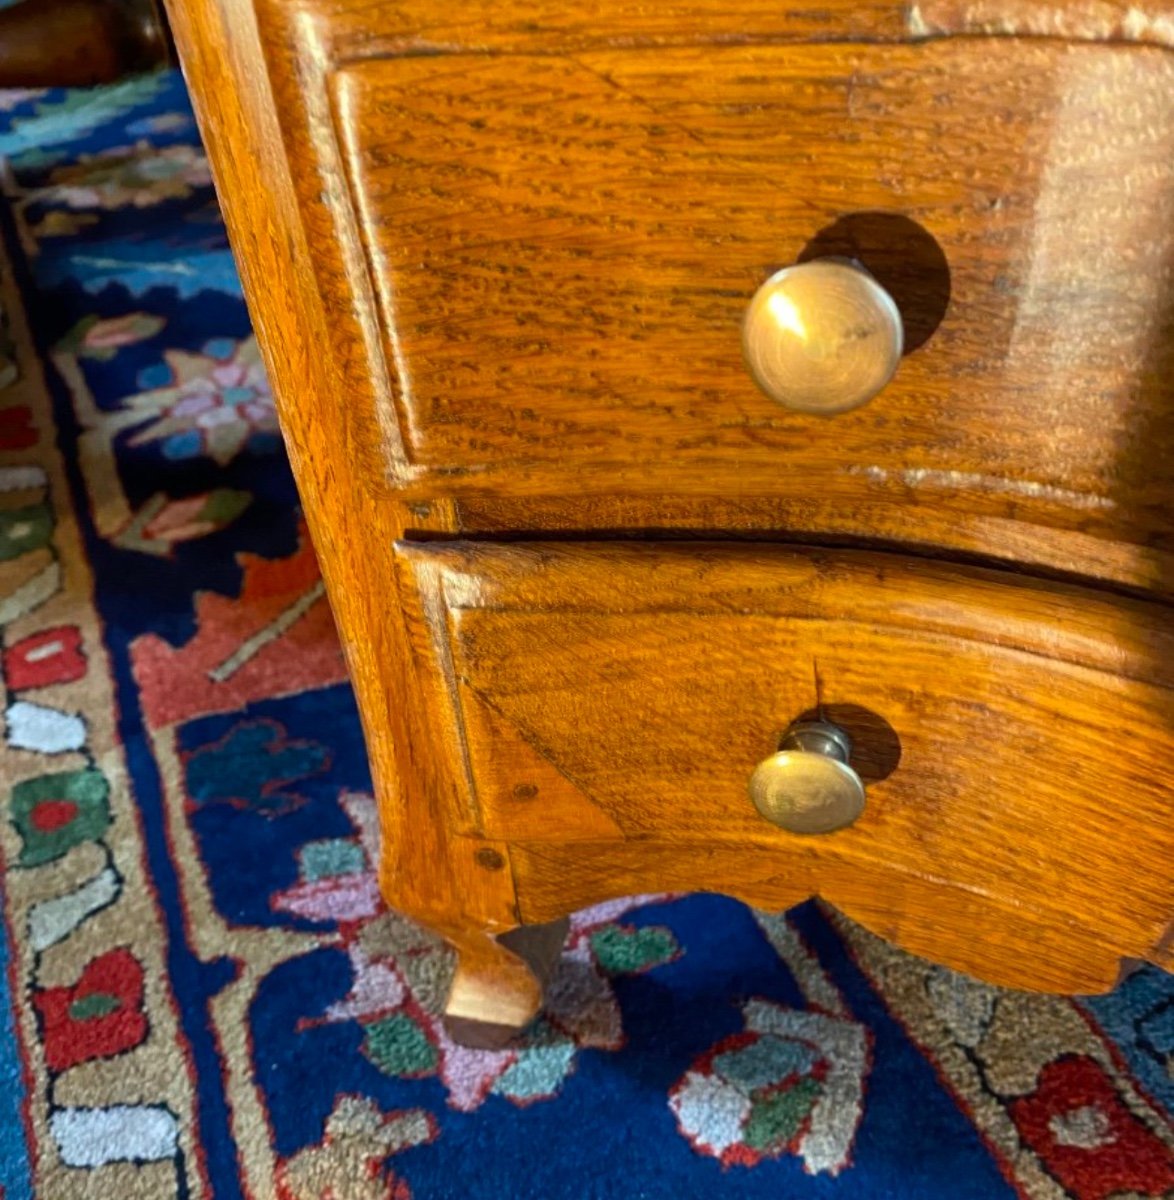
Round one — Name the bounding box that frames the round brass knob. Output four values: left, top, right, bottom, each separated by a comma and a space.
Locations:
742, 260, 904, 415
748, 719, 865, 834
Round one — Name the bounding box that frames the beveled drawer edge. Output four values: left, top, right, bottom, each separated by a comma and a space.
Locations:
395, 539, 1174, 689
449, 498, 1174, 603
910, 0, 1174, 50
301, 0, 1174, 70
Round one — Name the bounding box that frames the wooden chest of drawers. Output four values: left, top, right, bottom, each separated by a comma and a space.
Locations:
166, 0, 1173, 1044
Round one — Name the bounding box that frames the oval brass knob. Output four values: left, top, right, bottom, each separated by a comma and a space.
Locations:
742, 260, 903, 415
748, 719, 865, 834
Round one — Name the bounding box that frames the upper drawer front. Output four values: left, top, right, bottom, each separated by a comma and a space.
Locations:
331, 41, 1173, 542
395, 539, 1174, 991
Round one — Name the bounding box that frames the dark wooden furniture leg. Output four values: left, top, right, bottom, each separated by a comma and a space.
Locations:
0, 0, 171, 88
444, 919, 571, 1049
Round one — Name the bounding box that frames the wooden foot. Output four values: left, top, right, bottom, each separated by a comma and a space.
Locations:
443, 918, 570, 1049
0, 0, 171, 88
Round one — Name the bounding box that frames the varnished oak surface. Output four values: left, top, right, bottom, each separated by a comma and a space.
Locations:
162, 0, 525, 986
332, 41, 1172, 563
164, 0, 1174, 1031
166, 0, 1174, 593
396, 540, 1174, 994
260, 0, 1174, 57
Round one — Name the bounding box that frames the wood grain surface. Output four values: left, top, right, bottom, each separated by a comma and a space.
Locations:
397, 540, 1174, 993
163, 0, 1174, 592
330, 40, 1173, 590
262, 0, 1174, 59
912, 1, 1174, 46
165, 0, 1174, 1030
162, 0, 527, 999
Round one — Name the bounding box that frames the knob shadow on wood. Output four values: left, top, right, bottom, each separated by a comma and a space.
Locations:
798, 212, 951, 354
791, 704, 902, 784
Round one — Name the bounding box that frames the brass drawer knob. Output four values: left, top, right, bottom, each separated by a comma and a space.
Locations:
749, 719, 866, 834
742, 260, 904, 415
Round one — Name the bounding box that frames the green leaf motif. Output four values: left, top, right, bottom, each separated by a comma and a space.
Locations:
362, 1013, 438, 1078
744, 1076, 822, 1153
198, 489, 251, 526
0, 503, 54, 562
56, 313, 166, 360
10, 769, 111, 867
69, 992, 122, 1021
590, 924, 680, 975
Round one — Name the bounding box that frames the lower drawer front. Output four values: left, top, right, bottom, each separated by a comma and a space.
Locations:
394, 540, 1173, 990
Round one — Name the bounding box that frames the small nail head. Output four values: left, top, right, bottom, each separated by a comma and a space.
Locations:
475, 847, 506, 871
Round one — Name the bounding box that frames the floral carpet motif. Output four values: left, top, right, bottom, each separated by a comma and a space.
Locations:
0, 72, 1170, 1200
